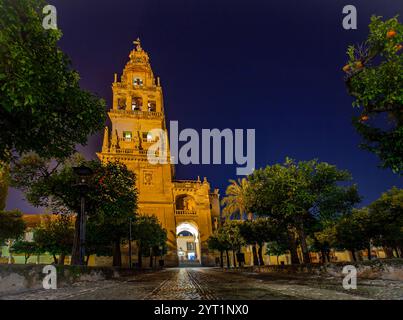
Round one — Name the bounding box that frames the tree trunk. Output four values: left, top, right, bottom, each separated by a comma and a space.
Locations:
258, 244, 264, 266
232, 250, 236, 267
71, 214, 81, 265
383, 246, 394, 258
58, 253, 66, 265
85, 255, 90, 266
52, 254, 58, 264
276, 255, 279, 265
320, 249, 327, 263
367, 245, 372, 260
220, 251, 224, 268
7, 239, 12, 264
112, 240, 122, 267
287, 231, 300, 264
252, 244, 259, 266
297, 225, 310, 264
225, 250, 230, 268
324, 250, 330, 263
0, 162, 10, 211
351, 250, 357, 262
25, 255, 29, 264
138, 246, 142, 268
149, 248, 153, 268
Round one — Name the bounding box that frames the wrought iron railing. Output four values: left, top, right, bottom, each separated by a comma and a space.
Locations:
109, 109, 163, 118
175, 210, 197, 215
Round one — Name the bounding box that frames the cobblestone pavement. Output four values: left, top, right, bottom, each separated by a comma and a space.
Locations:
1, 268, 401, 300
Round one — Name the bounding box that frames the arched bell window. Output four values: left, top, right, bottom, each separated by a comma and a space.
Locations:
148, 101, 156, 112
117, 98, 126, 110
131, 97, 142, 111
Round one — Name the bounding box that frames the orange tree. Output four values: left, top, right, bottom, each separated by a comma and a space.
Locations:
344, 16, 403, 174
32, 215, 75, 265
11, 240, 41, 264
133, 215, 167, 268
207, 228, 232, 268
221, 220, 245, 267
246, 158, 360, 264
239, 218, 282, 266
368, 187, 403, 257
0, 0, 106, 161
11, 154, 138, 266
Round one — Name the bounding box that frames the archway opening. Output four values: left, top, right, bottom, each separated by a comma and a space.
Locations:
175, 195, 196, 214
176, 222, 201, 266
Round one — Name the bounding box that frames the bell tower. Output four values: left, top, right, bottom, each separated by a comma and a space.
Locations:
97, 39, 178, 265
97, 39, 220, 267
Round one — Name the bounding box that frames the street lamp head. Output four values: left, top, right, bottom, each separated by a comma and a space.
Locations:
73, 165, 94, 177
73, 165, 94, 187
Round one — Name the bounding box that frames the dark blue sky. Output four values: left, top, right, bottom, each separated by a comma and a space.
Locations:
6, 0, 403, 213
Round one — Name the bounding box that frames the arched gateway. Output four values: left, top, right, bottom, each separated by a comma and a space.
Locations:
176, 221, 201, 266
96, 39, 221, 267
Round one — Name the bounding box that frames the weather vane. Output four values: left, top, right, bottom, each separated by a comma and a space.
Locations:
133, 37, 142, 51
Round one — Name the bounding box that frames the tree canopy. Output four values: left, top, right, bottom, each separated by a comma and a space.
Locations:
0, 210, 26, 244
246, 158, 360, 263
344, 16, 403, 174
33, 214, 74, 264
0, 0, 106, 161
368, 187, 403, 252
11, 239, 41, 264
10, 153, 138, 265
133, 215, 167, 268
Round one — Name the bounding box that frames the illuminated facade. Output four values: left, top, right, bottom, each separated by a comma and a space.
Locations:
96, 39, 220, 266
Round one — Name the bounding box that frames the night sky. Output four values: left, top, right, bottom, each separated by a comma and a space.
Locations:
6, 0, 403, 213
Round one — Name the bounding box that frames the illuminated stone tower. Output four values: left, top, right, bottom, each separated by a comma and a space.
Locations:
97, 39, 220, 267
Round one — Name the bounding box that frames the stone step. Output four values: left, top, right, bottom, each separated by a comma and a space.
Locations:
178, 260, 201, 267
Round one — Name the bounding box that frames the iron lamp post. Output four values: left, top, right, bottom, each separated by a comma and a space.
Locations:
73, 165, 93, 266
128, 216, 133, 268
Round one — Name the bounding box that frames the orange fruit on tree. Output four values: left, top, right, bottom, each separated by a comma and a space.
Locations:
387, 30, 397, 38
355, 61, 363, 69
360, 115, 369, 122
342, 64, 351, 72
395, 44, 403, 51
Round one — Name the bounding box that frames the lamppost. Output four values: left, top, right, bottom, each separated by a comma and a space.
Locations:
159, 245, 164, 268
228, 230, 235, 268
128, 216, 133, 268
73, 165, 93, 266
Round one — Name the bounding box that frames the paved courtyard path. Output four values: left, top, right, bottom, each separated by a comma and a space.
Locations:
1, 268, 401, 300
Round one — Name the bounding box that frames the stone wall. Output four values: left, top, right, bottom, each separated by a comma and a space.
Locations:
225, 259, 403, 281
0, 264, 151, 296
